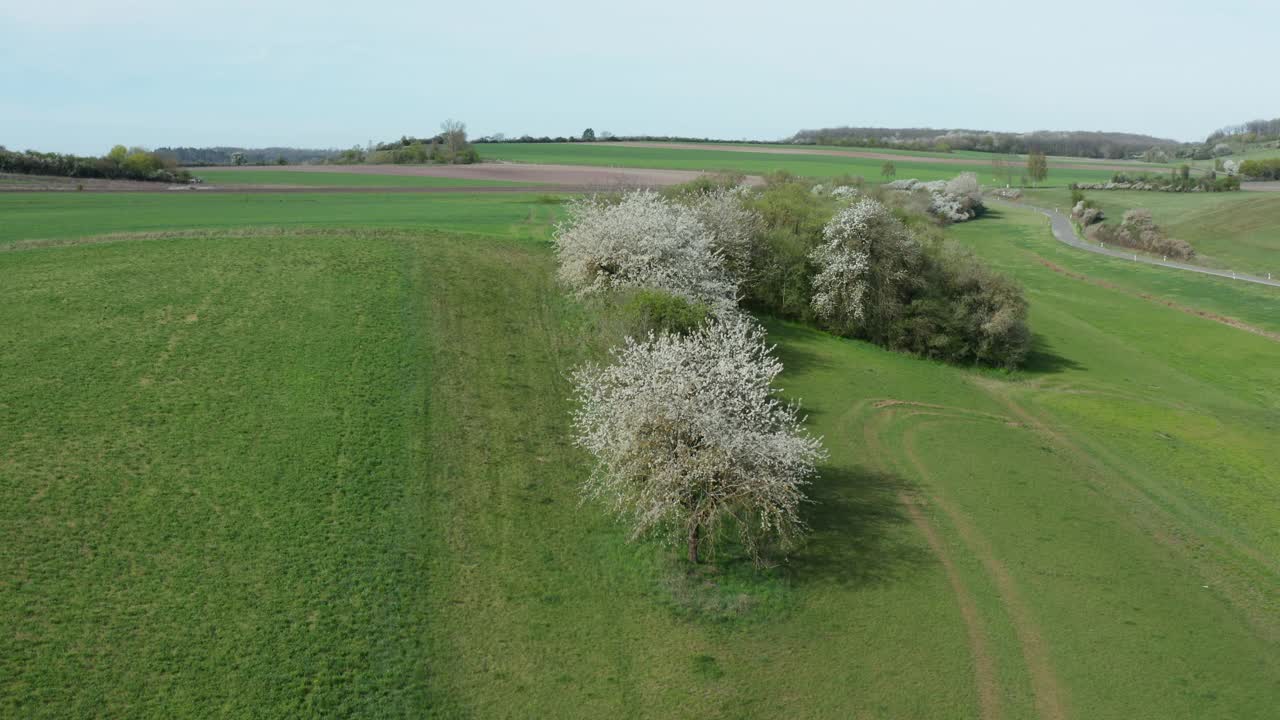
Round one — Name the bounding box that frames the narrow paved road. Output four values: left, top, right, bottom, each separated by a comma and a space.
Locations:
989, 199, 1280, 288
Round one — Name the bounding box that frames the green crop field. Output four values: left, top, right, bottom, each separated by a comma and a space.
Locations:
478, 142, 1127, 186
1022, 188, 1280, 275
192, 168, 527, 188
2, 189, 1277, 718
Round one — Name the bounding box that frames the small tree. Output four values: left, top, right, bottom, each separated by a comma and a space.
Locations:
582, 128, 596, 142
440, 119, 467, 163
553, 190, 737, 313
811, 198, 921, 342
690, 186, 760, 284
1026, 151, 1048, 187
572, 318, 826, 564
231, 151, 246, 166
881, 161, 896, 180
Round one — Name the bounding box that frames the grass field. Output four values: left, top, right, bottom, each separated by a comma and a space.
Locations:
2, 191, 1277, 717
1021, 188, 1280, 276
0, 192, 562, 246
192, 169, 527, 188
478, 143, 1127, 186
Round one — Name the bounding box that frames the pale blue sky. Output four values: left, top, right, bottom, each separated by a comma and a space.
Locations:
3, 0, 1276, 154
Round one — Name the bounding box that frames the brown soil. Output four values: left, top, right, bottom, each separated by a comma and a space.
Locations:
602, 142, 1164, 173
2, 164, 763, 194
0, 173, 193, 192
197, 162, 765, 188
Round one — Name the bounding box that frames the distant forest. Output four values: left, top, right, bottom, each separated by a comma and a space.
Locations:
788, 127, 1182, 159
156, 146, 341, 166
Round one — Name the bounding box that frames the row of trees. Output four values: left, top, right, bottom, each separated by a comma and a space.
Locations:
0, 145, 193, 183
155, 146, 337, 166
1239, 158, 1280, 180
1096, 170, 1241, 192
791, 126, 1182, 160
1205, 118, 1280, 145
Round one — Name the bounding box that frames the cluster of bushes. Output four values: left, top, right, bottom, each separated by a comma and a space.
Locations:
556, 174, 1029, 369
803, 196, 1028, 368
555, 177, 1034, 567
1070, 198, 1105, 227
329, 121, 479, 166
555, 190, 825, 565
1085, 208, 1194, 260
0, 145, 193, 183
882, 173, 985, 223
1239, 158, 1280, 180
726, 173, 1028, 368
368, 140, 479, 165
1075, 171, 1240, 192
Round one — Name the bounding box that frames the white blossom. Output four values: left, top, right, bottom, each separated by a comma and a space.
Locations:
690, 186, 760, 284
810, 198, 895, 326
553, 190, 737, 314
571, 317, 826, 563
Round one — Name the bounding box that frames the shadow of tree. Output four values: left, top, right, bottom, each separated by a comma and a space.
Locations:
787, 463, 933, 588
1021, 333, 1084, 375
769, 332, 832, 377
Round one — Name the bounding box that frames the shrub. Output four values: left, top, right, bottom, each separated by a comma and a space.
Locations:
891, 244, 1031, 369
810, 199, 921, 342
615, 289, 710, 337
1086, 208, 1194, 260
689, 186, 761, 283
1239, 158, 1280, 180
553, 191, 737, 314
572, 318, 826, 564
883, 173, 985, 223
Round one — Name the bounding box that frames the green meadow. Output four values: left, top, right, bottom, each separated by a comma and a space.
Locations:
1, 186, 1277, 718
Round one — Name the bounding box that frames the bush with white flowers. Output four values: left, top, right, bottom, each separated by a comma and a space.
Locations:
554, 191, 737, 313
810, 198, 919, 338
572, 317, 826, 564
691, 186, 761, 284
885, 173, 984, 223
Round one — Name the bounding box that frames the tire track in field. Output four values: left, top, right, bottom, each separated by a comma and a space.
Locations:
971, 379, 1280, 642
857, 404, 1004, 720
899, 420, 1068, 720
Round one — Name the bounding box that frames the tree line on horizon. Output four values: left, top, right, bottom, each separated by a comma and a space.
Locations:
0, 145, 193, 184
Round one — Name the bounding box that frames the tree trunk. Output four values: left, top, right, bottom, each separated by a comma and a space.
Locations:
687, 523, 700, 564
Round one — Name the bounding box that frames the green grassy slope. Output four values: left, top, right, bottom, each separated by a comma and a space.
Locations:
192, 168, 526, 187
479, 143, 1123, 186
1022, 188, 1280, 275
